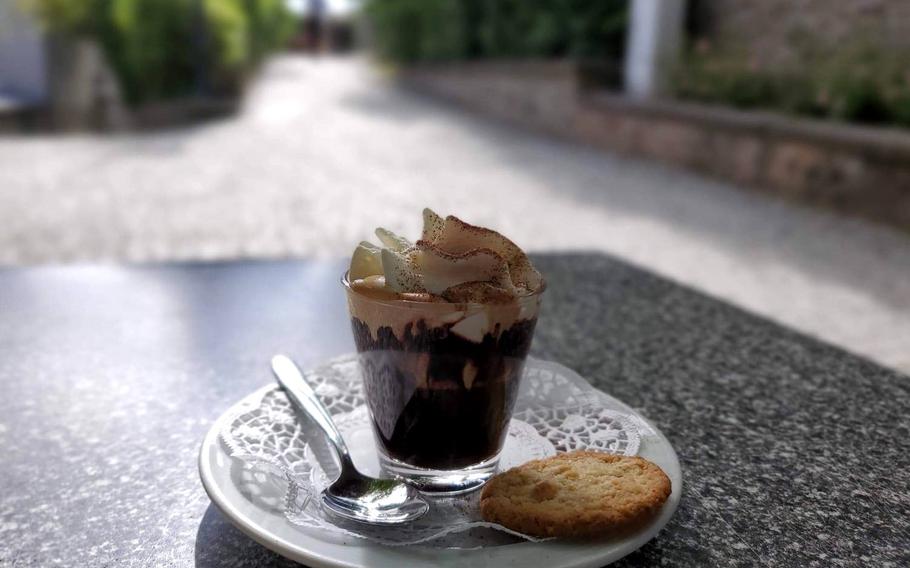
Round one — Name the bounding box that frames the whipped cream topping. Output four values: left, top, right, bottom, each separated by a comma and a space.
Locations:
348, 208, 542, 303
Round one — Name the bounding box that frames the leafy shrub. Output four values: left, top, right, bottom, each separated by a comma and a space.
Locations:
674, 38, 910, 128
365, 0, 466, 63
204, 0, 250, 91
23, 0, 296, 105
365, 0, 628, 64
242, 0, 297, 64
106, 0, 198, 102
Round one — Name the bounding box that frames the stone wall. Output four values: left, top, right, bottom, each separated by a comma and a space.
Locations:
406, 61, 578, 137
403, 61, 910, 231
574, 95, 910, 230
693, 0, 910, 68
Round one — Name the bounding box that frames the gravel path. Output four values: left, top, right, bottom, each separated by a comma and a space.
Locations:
1, 56, 908, 373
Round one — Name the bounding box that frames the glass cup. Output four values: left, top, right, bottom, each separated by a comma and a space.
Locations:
342, 272, 545, 494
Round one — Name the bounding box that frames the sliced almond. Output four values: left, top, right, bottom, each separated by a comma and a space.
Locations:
349, 241, 383, 280
375, 227, 412, 252
421, 208, 446, 243
381, 247, 424, 293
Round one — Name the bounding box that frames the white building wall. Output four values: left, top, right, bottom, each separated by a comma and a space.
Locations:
0, 0, 47, 100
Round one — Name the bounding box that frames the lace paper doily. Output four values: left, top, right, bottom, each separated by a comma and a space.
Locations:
220, 355, 644, 548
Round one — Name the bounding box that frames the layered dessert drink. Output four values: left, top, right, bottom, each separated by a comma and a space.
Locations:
343, 209, 544, 493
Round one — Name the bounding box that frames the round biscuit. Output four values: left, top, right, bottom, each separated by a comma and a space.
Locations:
479, 450, 672, 538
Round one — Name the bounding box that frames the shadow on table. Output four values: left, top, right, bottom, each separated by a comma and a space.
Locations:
195, 505, 306, 567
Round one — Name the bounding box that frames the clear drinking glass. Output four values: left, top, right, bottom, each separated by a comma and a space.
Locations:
342, 273, 545, 494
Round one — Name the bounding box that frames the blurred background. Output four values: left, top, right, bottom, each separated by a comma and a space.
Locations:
1, 0, 908, 373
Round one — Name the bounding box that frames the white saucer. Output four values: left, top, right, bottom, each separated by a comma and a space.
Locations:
198, 360, 682, 568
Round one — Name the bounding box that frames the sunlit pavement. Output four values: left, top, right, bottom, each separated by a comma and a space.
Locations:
1, 55, 909, 373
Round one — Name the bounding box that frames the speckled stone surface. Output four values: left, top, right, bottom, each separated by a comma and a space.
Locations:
0, 256, 907, 567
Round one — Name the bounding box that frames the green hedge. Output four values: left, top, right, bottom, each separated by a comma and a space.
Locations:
674, 39, 910, 128
364, 0, 628, 64
23, 0, 296, 104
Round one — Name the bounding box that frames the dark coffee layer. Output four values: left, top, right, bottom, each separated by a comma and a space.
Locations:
351, 317, 537, 469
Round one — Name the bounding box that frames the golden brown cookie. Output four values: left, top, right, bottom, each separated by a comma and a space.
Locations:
479, 451, 672, 538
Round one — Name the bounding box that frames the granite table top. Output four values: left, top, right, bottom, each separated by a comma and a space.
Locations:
0, 255, 907, 567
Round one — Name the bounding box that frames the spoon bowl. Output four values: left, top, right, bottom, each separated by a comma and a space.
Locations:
323, 475, 429, 524
271, 355, 429, 525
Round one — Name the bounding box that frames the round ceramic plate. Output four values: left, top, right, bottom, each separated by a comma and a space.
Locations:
198, 359, 682, 568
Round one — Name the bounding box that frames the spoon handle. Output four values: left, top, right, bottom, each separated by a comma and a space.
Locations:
271, 354, 353, 465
